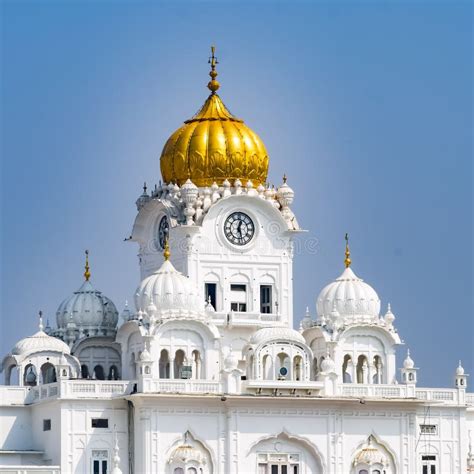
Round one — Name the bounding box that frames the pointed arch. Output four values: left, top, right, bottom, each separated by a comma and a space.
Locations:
247, 429, 325, 473
41, 362, 56, 384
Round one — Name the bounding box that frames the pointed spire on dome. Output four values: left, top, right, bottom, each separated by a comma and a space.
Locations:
207, 45, 220, 94
163, 237, 170, 261
84, 250, 91, 281
344, 233, 352, 268
38, 310, 44, 331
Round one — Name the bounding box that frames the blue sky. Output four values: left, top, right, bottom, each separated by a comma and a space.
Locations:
1, 1, 472, 387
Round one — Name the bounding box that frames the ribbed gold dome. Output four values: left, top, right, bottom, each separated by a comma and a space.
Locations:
160, 48, 269, 187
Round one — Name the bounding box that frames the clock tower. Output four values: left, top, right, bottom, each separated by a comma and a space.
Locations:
130, 47, 302, 342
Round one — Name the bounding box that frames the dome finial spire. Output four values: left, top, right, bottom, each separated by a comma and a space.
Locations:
163, 237, 170, 261
38, 310, 44, 331
84, 250, 91, 281
207, 45, 220, 94
344, 233, 352, 268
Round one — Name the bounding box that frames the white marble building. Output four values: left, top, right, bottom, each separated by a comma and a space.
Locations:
1, 49, 473, 474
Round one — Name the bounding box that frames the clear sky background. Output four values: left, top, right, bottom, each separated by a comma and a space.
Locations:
1, 1, 472, 387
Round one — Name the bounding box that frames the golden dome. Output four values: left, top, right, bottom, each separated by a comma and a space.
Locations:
160, 47, 269, 187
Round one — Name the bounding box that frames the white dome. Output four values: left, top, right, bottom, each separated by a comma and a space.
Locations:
250, 327, 306, 346
316, 267, 381, 321
320, 354, 336, 373
403, 350, 415, 369
224, 351, 239, 370
12, 330, 71, 357
134, 260, 204, 317
56, 280, 118, 334
456, 361, 465, 376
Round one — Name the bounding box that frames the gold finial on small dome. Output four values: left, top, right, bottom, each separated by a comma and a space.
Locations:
344, 233, 352, 268
163, 238, 170, 261
283, 174, 287, 184
84, 250, 91, 281
207, 45, 220, 93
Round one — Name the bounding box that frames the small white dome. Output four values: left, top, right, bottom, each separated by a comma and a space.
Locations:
134, 260, 203, 317
224, 351, 239, 370
140, 348, 152, 361
56, 280, 118, 334
456, 361, 465, 376
250, 327, 306, 346
12, 330, 71, 357
320, 354, 336, 373
317, 267, 381, 321
403, 350, 415, 369
384, 303, 395, 325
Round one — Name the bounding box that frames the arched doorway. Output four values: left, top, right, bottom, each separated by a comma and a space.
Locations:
41, 363, 57, 384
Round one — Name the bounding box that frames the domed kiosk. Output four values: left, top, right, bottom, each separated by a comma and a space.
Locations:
1, 312, 80, 386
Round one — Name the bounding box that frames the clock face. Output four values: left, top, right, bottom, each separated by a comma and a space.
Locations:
158, 216, 169, 250
224, 212, 255, 246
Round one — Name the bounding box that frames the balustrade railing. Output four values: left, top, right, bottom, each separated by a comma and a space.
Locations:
1, 380, 473, 405
340, 384, 471, 405
143, 379, 223, 394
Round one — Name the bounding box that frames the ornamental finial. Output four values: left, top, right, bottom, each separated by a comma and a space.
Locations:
344, 233, 352, 268
283, 174, 287, 184
207, 45, 220, 93
84, 250, 91, 281
163, 238, 170, 261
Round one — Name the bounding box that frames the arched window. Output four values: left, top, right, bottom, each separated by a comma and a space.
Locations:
356, 355, 368, 384
248, 354, 254, 379
358, 470, 368, 474
313, 357, 318, 380
108, 365, 119, 380
187, 468, 197, 474
343, 354, 353, 383
293, 355, 303, 381
41, 363, 57, 384
5, 364, 18, 385
159, 349, 170, 378
81, 365, 89, 379
93, 365, 105, 380
192, 350, 201, 379
130, 352, 136, 379
373, 356, 383, 384
319, 356, 325, 372
174, 350, 185, 379
23, 364, 37, 386
277, 352, 290, 379
173, 469, 184, 474
263, 354, 273, 380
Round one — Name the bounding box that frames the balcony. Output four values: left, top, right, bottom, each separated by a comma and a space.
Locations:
0, 380, 134, 405
141, 379, 223, 394
340, 384, 471, 405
